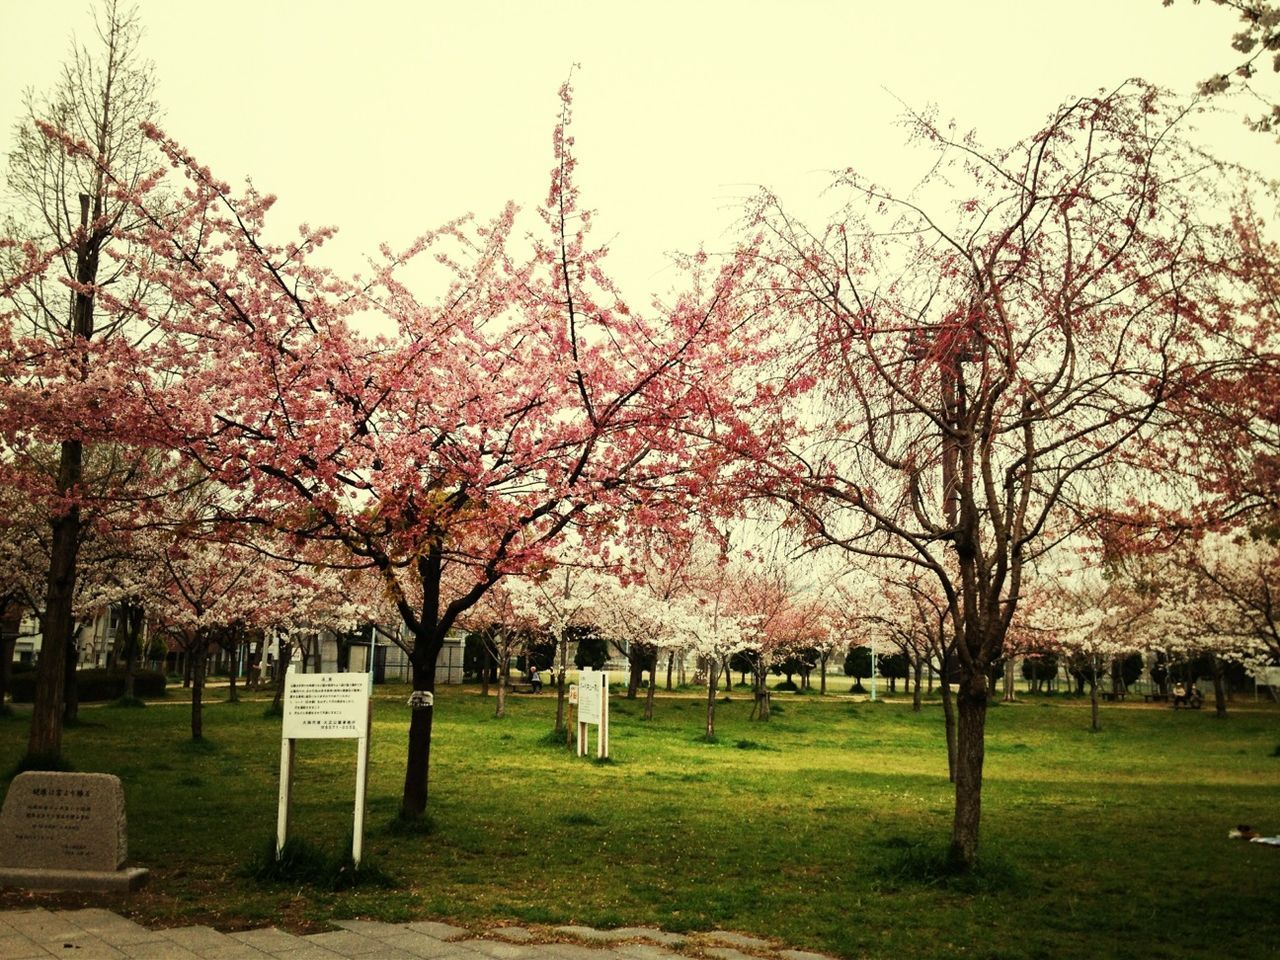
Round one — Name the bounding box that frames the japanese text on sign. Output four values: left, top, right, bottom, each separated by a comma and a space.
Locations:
282, 673, 370, 740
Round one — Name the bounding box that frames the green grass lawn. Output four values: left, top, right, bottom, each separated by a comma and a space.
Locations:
2, 685, 1278, 960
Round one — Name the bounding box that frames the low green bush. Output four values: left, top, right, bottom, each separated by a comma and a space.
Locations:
9, 668, 166, 703
242, 835, 393, 891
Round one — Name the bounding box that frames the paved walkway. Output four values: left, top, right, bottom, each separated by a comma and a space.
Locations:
0, 909, 835, 960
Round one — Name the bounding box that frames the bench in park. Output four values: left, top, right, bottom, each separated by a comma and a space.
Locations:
508, 683, 537, 694
1101, 691, 1125, 702
1143, 693, 1169, 703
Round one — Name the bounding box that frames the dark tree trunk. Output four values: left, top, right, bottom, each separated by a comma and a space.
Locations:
723, 656, 732, 692
627, 652, 642, 699
183, 650, 193, 688
496, 650, 509, 719
750, 667, 770, 721
226, 632, 240, 703
819, 651, 828, 695
190, 636, 206, 741
29, 474, 80, 762
121, 603, 143, 700
271, 641, 290, 712
1211, 655, 1227, 718
948, 674, 988, 869
401, 656, 437, 818
704, 658, 719, 740
0, 635, 13, 712
912, 658, 924, 712
940, 672, 957, 784
644, 648, 658, 720
63, 635, 79, 723
1089, 676, 1101, 733
28, 190, 98, 761
666, 651, 674, 691
554, 633, 568, 736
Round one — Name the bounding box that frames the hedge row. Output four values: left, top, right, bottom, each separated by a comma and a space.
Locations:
8, 668, 167, 702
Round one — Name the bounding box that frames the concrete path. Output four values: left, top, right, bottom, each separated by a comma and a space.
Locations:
0, 908, 836, 960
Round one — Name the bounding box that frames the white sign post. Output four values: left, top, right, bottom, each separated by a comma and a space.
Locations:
277, 670, 372, 867
575, 668, 609, 759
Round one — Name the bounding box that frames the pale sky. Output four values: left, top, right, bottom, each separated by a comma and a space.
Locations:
1, 0, 1274, 299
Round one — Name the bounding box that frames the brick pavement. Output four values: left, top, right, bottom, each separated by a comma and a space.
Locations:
0, 908, 837, 960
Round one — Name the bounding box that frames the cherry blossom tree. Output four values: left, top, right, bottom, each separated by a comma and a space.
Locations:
589, 574, 708, 721
1164, 0, 1280, 137
864, 573, 938, 712
510, 558, 613, 738
1032, 569, 1152, 732
55, 76, 764, 817
689, 598, 755, 742
1168, 529, 1280, 703
461, 582, 537, 719
0, 0, 164, 764
741, 82, 1232, 868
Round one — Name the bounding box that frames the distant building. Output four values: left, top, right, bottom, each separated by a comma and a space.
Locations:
9, 608, 466, 686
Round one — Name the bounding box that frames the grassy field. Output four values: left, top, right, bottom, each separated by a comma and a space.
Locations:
1, 683, 1278, 960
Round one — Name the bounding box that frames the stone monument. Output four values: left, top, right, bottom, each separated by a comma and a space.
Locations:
0, 771, 149, 891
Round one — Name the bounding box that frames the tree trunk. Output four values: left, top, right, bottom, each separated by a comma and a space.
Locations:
1090, 679, 1101, 733
28, 186, 97, 761
722, 656, 732, 692
63, 635, 80, 723
0, 634, 13, 712
940, 675, 957, 783
819, 652, 828, 695
401, 656, 436, 818
554, 632, 568, 736
190, 636, 206, 741
666, 651, 674, 691
270, 641, 290, 712
183, 650, 193, 688
627, 652, 642, 700
948, 674, 988, 870
0, 631, 15, 713
28, 470, 81, 762
1003, 657, 1017, 702
912, 658, 924, 712
226, 633, 239, 703
121, 604, 142, 700
496, 652, 509, 719
643, 648, 658, 720
750, 667, 770, 721
1211, 655, 1227, 718
704, 659, 718, 740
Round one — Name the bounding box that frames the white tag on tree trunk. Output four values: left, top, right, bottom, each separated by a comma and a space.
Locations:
407, 690, 434, 708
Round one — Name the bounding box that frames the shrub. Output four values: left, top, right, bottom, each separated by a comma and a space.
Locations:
10, 668, 167, 703
242, 835, 393, 891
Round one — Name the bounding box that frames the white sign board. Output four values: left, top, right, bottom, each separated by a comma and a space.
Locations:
577, 672, 604, 725
283, 673, 370, 739
278, 670, 373, 868
576, 669, 609, 759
